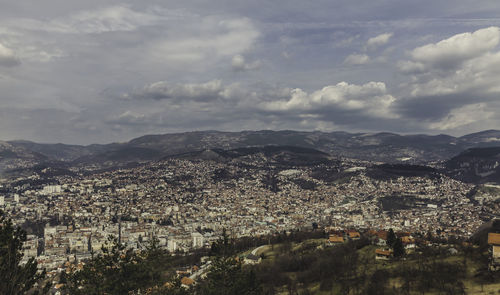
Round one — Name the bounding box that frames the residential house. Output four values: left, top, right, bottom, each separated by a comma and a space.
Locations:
375, 249, 393, 260
347, 230, 361, 240
327, 234, 344, 246
401, 236, 416, 250
181, 276, 195, 288
376, 230, 388, 246
488, 232, 500, 271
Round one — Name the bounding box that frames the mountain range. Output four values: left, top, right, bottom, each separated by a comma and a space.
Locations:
1, 129, 500, 183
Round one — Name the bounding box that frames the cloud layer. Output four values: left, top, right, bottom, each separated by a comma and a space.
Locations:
0, 43, 20, 67
1, 1, 500, 143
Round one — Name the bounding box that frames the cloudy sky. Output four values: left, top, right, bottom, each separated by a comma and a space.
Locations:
1, 0, 500, 144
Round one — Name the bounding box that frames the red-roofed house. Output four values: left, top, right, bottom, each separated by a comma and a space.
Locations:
347, 231, 361, 240
401, 236, 416, 250
376, 230, 388, 246
375, 248, 393, 260
328, 235, 344, 245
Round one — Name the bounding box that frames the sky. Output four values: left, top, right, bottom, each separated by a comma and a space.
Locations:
1, 0, 500, 144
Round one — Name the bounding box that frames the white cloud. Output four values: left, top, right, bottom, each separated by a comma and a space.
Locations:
410, 26, 500, 70
135, 80, 226, 101
231, 54, 261, 72
400, 27, 500, 97
366, 33, 393, 49
129, 79, 399, 131
55, 6, 161, 33
108, 110, 149, 125
396, 26, 500, 129
17, 46, 65, 63
0, 43, 20, 67
6, 5, 183, 34
397, 60, 425, 74
428, 103, 494, 130
151, 17, 259, 64
260, 81, 397, 119
344, 53, 370, 65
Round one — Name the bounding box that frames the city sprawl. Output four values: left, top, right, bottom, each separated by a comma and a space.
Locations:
1, 152, 499, 275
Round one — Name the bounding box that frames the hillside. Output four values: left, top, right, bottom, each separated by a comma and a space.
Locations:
4, 130, 500, 163
170, 145, 333, 167
1, 130, 499, 182
0, 141, 47, 177
446, 147, 500, 183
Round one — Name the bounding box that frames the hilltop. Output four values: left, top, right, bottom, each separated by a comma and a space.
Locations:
2, 129, 500, 164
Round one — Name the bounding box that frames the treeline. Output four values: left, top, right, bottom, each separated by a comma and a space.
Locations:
61, 234, 495, 294
0, 211, 51, 294
60, 229, 328, 294
64, 230, 263, 295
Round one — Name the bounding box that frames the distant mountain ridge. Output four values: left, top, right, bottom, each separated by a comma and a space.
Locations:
2, 130, 500, 175
0, 141, 47, 175
446, 146, 500, 183
2, 129, 500, 184
170, 145, 334, 167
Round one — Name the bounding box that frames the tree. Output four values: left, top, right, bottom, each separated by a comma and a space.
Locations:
393, 238, 405, 258
59, 271, 68, 284
198, 230, 263, 295
65, 236, 170, 295
199, 257, 261, 295
387, 228, 396, 247
366, 269, 390, 295
149, 277, 191, 295
0, 211, 47, 295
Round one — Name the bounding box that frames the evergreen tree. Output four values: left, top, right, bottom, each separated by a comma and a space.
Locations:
387, 228, 396, 247
0, 211, 47, 295
393, 238, 405, 258
65, 236, 171, 295
149, 277, 191, 295
198, 230, 263, 295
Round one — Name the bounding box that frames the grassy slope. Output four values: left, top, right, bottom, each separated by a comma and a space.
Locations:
253, 239, 500, 295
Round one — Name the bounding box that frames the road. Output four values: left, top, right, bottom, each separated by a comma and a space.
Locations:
251, 245, 267, 256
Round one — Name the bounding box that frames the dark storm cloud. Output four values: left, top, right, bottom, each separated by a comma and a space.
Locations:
395, 93, 478, 121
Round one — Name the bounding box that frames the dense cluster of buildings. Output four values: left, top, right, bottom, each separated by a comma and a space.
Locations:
0, 156, 498, 273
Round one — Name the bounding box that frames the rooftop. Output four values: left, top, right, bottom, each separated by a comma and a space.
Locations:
488, 233, 500, 245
